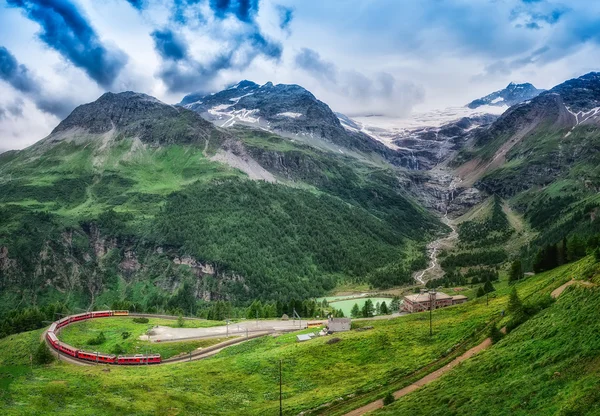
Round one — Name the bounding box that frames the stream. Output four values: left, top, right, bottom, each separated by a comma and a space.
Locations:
413, 212, 458, 285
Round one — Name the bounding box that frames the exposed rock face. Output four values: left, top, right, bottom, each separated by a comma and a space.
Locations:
391, 115, 498, 170
467, 82, 544, 109
408, 169, 486, 218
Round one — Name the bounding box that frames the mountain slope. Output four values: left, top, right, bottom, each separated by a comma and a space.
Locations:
0, 91, 442, 312
377, 258, 600, 416
450, 72, 600, 266
467, 82, 544, 109
180, 81, 418, 168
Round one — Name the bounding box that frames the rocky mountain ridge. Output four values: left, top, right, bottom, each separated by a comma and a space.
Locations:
467, 82, 544, 109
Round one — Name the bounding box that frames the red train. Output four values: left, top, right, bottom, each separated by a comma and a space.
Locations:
45, 310, 161, 365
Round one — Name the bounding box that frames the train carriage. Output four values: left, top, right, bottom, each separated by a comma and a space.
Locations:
77, 350, 116, 364
70, 312, 92, 323
46, 331, 59, 349
58, 342, 78, 357
56, 317, 70, 329
48, 322, 57, 333
92, 310, 112, 318
117, 354, 161, 365
112, 310, 129, 316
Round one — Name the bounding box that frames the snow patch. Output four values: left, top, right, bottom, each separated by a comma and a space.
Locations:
277, 112, 303, 118
491, 97, 504, 104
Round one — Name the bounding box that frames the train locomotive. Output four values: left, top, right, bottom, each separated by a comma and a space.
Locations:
45, 310, 161, 365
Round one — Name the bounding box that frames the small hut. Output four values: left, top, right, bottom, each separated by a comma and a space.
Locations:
281, 314, 289, 321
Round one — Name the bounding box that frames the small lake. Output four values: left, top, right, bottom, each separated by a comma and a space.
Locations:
326, 297, 395, 317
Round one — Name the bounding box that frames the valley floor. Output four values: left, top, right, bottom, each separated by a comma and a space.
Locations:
1, 257, 594, 415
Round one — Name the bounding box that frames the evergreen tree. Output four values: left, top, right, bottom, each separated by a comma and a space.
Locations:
483, 279, 495, 293
361, 300, 375, 318
383, 392, 395, 406
507, 287, 523, 316
375, 302, 381, 315
595, 247, 600, 263
177, 314, 185, 328
557, 237, 567, 266
489, 323, 503, 344
389, 297, 400, 313
380, 301, 389, 315
476, 286, 486, 298
509, 260, 523, 284
567, 235, 587, 262
33, 341, 54, 365
350, 303, 361, 318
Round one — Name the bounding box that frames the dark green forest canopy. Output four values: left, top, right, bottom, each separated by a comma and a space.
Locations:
154, 178, 437, 300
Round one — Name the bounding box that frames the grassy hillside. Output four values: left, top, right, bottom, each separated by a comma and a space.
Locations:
376, 257, 600, 416
0, 259, 576, 415
0, 127, 441, 313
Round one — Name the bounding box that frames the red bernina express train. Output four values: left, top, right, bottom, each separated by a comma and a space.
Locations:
45, 310, 161, 365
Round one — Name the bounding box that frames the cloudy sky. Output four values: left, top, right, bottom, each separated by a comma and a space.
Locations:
1, 0, 599, 151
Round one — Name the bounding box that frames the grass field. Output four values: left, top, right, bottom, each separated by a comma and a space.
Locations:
0, 260, 577, 415
375, 257, 600, 416
58, 317, 228, 359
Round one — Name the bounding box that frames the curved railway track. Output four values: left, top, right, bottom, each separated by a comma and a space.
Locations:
44, 310, 298, 366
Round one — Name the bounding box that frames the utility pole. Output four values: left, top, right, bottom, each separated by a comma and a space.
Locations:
279, 359, 283, 416
429, 290, 436, 336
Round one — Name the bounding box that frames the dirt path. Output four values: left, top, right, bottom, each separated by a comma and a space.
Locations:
344, 279, 582, 416
414, 214, 458, 284
344, 337, 492, 416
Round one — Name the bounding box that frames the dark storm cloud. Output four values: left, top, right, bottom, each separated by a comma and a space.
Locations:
0, 46, 75, 118
6, 0, 128, 88
151, 29, 189, 61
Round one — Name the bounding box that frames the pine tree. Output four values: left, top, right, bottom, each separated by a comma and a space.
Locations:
380, 301, 389, 315
33, 341, 54, 365
595, 247, 600, 263
362, 300, 375, 318
350, 303, 361, 318
177, 314, 185, 328
507, 287, 523, 316
509, 260, 523, 283
476, 286, 486, 298
483, 279, 495, 293
489, 323, 503, 344
383, 392, 395, 406
375, 302, 381, 315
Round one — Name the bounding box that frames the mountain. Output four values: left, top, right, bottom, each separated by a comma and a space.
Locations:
179, 81, 418, 168
0, 90, 442, 314
451, 72, 600, 266
50, 91, 222, 147
467, 82, 544, 109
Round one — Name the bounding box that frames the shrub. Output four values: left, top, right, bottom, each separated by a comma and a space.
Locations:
87, 332, 106, 346
177, 315, 185, 328
121, 331, 131, 339
383, 392, 395, 406
34, 341, 54, 365
112, 344, 125, 355
132, 317, 149, 324
489, 323, 503, 344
